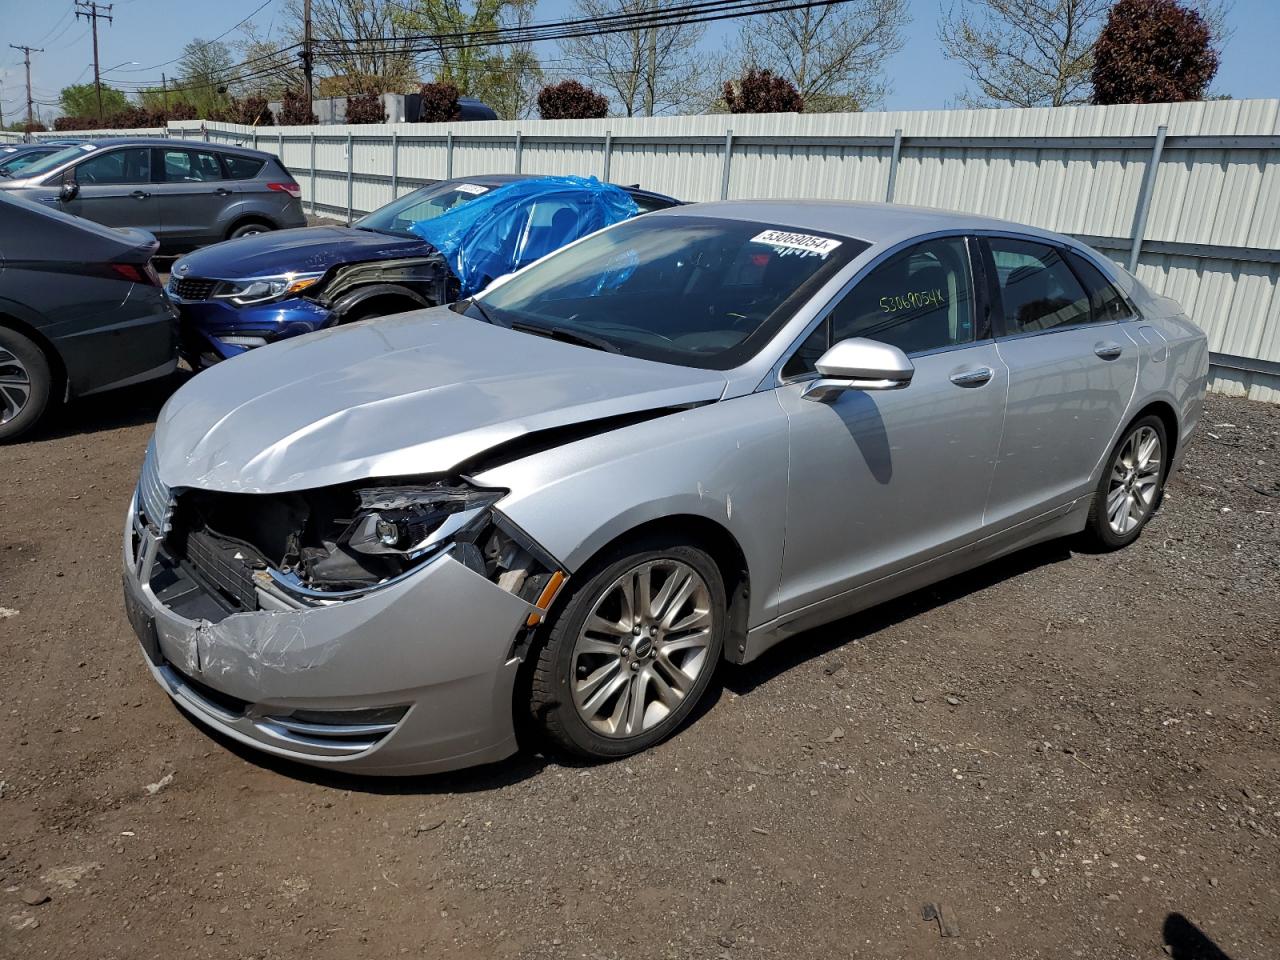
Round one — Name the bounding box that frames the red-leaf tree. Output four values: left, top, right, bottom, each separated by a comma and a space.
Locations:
1092, 0, 1218, 104
345, 92, 387, 124
722, 68, 804, 114
419, 82, 462, 123
537, 80, 609, 120
278, 89, 318, 125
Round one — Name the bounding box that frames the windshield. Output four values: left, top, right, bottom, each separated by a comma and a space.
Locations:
463, 215, 866, 370
355, 180, 495, 236
0, 150, 52, 175
10, 145, 91, 180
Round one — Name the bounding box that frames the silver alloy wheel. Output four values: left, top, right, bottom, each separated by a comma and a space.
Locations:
1106, 425, 1162, 535
570, 559, 714, 739
0, 347, 31, 425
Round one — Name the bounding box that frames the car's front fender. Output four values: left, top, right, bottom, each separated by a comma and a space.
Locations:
474, 390, 790, 632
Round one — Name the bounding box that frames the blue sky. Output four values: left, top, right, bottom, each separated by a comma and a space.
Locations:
2, 0, 1276, 122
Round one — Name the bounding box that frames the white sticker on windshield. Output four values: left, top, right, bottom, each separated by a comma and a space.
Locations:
750, 229, 841, 255
455, 183, 488, 195
80, 143, 97, 151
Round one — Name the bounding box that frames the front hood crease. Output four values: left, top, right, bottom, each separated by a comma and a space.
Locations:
155, 307, 727, 493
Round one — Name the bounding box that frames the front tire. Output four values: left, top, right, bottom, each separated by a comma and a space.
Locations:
1081, 414, 1168, 550
529, 535, 726, 761
0, 328, 53, 443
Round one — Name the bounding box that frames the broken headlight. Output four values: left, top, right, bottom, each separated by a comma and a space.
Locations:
295, 482, 504, 594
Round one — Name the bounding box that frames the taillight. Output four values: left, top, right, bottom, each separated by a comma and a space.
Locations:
268, 182, 302, 199
108, 262, 161, 286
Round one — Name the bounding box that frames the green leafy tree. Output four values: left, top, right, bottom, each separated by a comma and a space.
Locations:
1092, 0, 1218, 104
60, 83, 129, 119
177, 38, 237, 119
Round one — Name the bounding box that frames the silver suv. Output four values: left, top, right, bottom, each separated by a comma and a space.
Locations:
0, 138, 306, 253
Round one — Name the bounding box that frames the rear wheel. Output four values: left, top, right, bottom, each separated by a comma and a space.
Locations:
529, 536, 726, 761
1081, 414, 1168, 550
227, 220, 273, 240
0, 327, 53, 443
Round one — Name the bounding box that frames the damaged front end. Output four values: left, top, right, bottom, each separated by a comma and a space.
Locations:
134, 444, 563, 622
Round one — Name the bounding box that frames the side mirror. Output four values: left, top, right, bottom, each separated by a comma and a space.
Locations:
59, 178, 79, 203
802, 337, 914, 401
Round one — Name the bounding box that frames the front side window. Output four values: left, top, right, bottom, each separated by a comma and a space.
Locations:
989, 237, 1091, 334
1065, 250, 1134, 323
781, 236, 975, 378
463, 215, 866, 370
74, 148, 151, 185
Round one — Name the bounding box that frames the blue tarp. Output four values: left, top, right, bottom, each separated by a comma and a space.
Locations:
408, 175, 639, 298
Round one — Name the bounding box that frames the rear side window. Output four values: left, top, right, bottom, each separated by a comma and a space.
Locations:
989, 238, 1091, 334
1065, 250, 1134, 323
159, 149, 223, 182
630, 193, 676, 214
221, 154, 265, 179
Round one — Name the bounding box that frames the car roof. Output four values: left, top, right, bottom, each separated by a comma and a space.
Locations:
650, 199, 1069, 249
59, 137, 276, 159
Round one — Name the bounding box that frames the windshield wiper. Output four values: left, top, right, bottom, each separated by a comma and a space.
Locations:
461, 296, 503, 326
511, 321, 620, 354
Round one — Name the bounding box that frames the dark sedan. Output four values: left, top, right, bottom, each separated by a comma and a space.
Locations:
0, 192, 178, 441
0, 138, 306, 253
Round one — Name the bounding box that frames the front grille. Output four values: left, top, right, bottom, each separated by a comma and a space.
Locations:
136, 442, 174, 536
169, 276, 217, 300
182, 528, 259, 612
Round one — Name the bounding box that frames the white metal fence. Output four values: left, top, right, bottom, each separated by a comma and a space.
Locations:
10, 99, 1280, 401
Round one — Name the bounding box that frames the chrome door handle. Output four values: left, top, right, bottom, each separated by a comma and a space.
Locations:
214, 187, 232, 196
1094, 343, 1123, 360
950, 367, 994, 387
130, 190, 151, 200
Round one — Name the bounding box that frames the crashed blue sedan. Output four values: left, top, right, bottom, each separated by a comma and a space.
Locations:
170, 174, 679, 367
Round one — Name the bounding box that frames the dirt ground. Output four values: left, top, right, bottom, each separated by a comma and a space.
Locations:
1, 386, 1277, 960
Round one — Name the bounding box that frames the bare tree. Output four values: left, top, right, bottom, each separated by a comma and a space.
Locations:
939, 0, 1232, 108
290, 0, 420, 95
729, 0, 908, 112
475, 0, 545, 119
559, 0, 706, 117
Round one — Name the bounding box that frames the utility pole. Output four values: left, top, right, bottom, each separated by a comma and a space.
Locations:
302, 0, 314, 119
75, 1, 114, 124
161, 72, 168, 114
9, 44, 43, 132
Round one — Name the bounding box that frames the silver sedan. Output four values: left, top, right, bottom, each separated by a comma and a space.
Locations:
122, 200, 1208, 774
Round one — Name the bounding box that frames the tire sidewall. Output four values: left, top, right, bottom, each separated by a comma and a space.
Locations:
229, 223, 271, 240
0, 328, 53, 443
1091, 414, 1169, 549
545, 540, 727, 759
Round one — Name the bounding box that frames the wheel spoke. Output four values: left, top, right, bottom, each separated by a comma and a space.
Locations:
650, 566, 690, 622
584, 613, 629, 638
575, 660, 622, 707
624, 672, 650, 735
658, 575, 698, 630
648, 664, 686, 707
576, 636, 622, 657
635, 565, 652, 623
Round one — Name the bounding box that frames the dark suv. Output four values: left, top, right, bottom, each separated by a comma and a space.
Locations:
0, 138, 306, 253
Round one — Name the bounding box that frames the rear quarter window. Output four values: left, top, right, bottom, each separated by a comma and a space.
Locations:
221, 155, 265, 180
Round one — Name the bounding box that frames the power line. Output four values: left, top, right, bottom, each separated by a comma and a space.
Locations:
113, 0, 278, 73
74, 1, 114, 122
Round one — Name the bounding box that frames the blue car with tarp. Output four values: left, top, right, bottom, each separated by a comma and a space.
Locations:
169, 174, 679, 368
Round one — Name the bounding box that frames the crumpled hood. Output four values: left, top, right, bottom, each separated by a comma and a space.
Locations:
155, 307, 728, 493
173, 226, 433, 279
